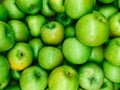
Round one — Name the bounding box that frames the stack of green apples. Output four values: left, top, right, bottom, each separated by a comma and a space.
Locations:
0, 0, 120, 90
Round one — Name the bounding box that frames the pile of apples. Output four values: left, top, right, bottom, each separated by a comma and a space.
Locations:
0, 0, 120, 90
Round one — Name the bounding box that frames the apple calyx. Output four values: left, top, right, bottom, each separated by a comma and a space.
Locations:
46, 22, 56, 29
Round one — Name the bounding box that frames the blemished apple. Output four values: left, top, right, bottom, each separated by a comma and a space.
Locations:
8, 20, 29, 42
78, 63, 104, 90
20, 66, 48, 90
48, 0, 65, 13
2, 0, 25, 20
25, 14, 46, 37
64, 0, 96, 19
102, 60, 120, 83
0, 21, 15, 52
48, 65, 79, 90
75, 11, 110, 46
7, 42, 33, 70
15, 0, 42, 14
41, 0, 56, 17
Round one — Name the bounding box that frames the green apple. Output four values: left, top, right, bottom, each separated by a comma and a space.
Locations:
88, 45, 104, 64
7, 42, 33, 70
109, 13, 120, 37
48, 65, 79, 90
4, 84, 21, 90
48, 0, 65, 13
38, 46, 63, 70
104, 37, 120, 66
99, 77, 114, 90
62, 37, 91, 64
2, 0, 25, 20
15, 0, 42, 14
114, 82, 120, 90
41, 21, 64, 45
0, 3, 8, 22
8, 20, 29, 42
98, 5, 119, 19
41, 0, 56, 17
28, 38, 45, 60
0, 21, 15, 52
65, 26, 75, 38
64, 0, 96, 19
75, 11, 110, 46
102, 60, 120, 83
78, 63, 104, 90
25, 14, 46, 37
10, 69, 21, 81
0, 55, 10, 89
20, 66, 48, 90
98, 0, 114, 4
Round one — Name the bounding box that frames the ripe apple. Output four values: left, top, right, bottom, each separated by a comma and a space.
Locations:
102, 60, 120, 83
41, 21, 64, 45
38, 46, 63, 70
0, 21, 15, 52
41, 0, 56, 17
64, 0, 96, 19
20, 66, 48, 90
75, 11, 110, 46
48, 65, 79, 90
109, 13, 120, 37
104, 37, 120, 66
48, 0, 65, 13
98, 5, 119, 19
25, 14, 46, 37
0, 3, 8, 22
15, 0, 42, 14
7, 42, 33, 70
78, 63, 104, 90
62, 37, 91, 64
8, 20, 29, 42
2, 0, 25, 20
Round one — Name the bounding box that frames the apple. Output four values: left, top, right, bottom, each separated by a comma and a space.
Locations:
97, 5, 119, 19
98, 0, 114, 4
64, 0, 96, 19
38, 46, 63, 70
0, 21, 15, 52
48, 0, 65, 13
64, 26, 75, 38
78, 63, 104, 90
99, 77, 114, 90
20, 66, 48, 90
48, 65, 79, 90
7, 42, 33, 70
10, 69, 21, 81
104, 37, 120, 66
114, 83, 120, 90
102, 60, 120, 83
4, 84, 21, 90
41, 0, 56, 17
0, 3, 8, 22
75, 11, 110, 46
8, 20, 29, 42
25, 14, 46, 37
2, 0, 25, 20
28, 38, 45, 60
41, 21, 64, 45
88, 45, 104, 64
109, 13, 120, 37
15, 0, 42, 14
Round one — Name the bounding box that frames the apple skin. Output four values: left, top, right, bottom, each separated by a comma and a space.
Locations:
15, 0, 42, 14
102, 60, 120, 83
10, 69, 21, 81
75, 11, 110, 46
98, 0, 114, 4
4, 84, 21, 90
114, 82, 120, 90
2, 0, 25, 20
20, 66, 48, 90
48, 0, 65, 13
78, 63, 104, 90
0, 3, 8, 22
0, 21, 15, 52
48, 65, 79, 90
8, 20, 29, 42
41, 0, 56, 17
25, 14, 46, 37
64, 26, 75, 38
7, 42, 33, 70
64, 0, 96, 19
